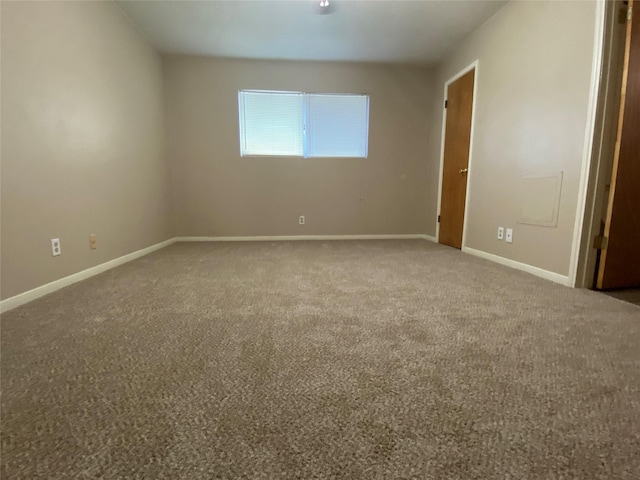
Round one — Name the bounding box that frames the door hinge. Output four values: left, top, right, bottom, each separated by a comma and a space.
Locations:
444, 100, 448, 109
593, 235, 608, 250
619, 3, 631, 23
438, 215, 441, 223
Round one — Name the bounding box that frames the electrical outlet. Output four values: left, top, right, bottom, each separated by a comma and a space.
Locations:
299, 215, 305, 225
89, 234, 97, 250
497, 227, 504, 240
51, 238, 61, 256
506, 228, 513, 243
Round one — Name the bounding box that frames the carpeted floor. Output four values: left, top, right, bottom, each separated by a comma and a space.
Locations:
1, 240, 639, 479
603, 288, 640, 307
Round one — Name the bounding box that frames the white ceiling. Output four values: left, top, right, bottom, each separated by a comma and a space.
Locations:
115, 0, 507, 65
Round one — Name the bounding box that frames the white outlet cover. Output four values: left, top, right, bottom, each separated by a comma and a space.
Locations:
51, 238, 61, 256
497, 227, 504, 240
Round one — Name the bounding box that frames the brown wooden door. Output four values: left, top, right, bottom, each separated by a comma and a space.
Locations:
439, 69, 475, 249
597, 0, 640, 289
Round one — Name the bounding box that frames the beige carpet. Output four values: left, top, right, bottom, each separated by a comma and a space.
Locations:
2, 240, 639, 479
603, 288, 640, 307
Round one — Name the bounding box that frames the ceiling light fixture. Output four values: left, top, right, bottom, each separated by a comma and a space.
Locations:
315, 0, 335, 15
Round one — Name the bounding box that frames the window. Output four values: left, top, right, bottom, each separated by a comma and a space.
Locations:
306, 94, 369, 158
238, 90, 369, 158
238, 91, 304, 157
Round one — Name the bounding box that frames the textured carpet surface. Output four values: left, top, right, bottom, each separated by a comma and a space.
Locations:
1, 240, 639, 479
604, 288, 640, 307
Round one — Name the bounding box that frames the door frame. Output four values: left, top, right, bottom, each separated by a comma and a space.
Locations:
570, 0, 609, 287
436, 60, 479, 248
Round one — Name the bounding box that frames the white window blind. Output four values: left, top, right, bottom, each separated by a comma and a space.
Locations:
238, 90, 369, 158
238, 91, 304, 156
306, 94, 369, 158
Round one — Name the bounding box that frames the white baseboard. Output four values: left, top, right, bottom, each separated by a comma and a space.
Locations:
462, 246, 571, 286
422, 234, 437, 243
0, 238, 176, 314
175, 234, 433, 242
0, 234, 438, 313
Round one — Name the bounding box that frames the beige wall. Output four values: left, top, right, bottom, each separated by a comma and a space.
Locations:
432, 1, 599, 276
1, 1, 174, 300
0, 0, 603, 301
164, 56, 436, 237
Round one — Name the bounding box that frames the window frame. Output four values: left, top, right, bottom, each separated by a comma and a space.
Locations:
238, 89, 370, 159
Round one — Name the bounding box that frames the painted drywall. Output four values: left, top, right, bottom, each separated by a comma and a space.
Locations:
1, 1, 174, 300
164, 56, 435, 237
432, 0, 600, 276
